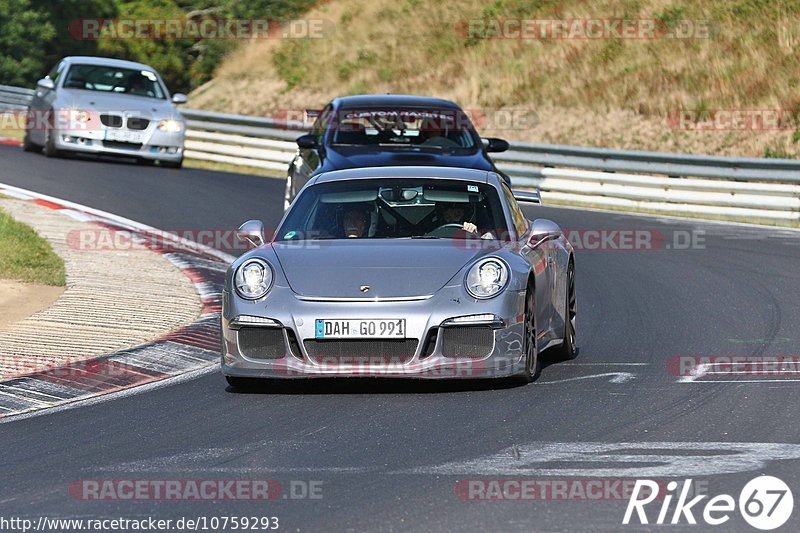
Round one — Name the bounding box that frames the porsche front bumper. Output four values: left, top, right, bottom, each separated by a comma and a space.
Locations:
221, 285, 528, 380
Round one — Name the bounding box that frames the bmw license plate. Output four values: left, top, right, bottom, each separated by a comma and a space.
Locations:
315, 319, 405, 339
105, 129, 143, 143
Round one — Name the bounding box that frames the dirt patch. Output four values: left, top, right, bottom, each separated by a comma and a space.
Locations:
0, 279, 63, 330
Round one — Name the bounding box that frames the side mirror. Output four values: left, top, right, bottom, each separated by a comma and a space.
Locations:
483, 137, 509, 153
171, 93, 188, 104
528, 218, 561, 248
37, 78, 55, 91
236, 220, 266, 248
513, 189, 541, 205
296, 133, 317, 149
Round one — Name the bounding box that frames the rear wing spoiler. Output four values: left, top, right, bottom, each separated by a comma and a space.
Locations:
512, 189, 542, 205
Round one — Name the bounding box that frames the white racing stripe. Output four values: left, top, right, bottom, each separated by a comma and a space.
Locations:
406, 441, 800, 478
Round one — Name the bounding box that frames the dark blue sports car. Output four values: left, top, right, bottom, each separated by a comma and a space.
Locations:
284, 94, 511, 209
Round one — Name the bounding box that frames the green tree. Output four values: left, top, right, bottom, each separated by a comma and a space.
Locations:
0, 0, 56, 86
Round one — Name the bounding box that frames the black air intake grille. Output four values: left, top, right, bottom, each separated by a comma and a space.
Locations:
238, 328, 285, 359
304, 339, 418, 364
441, 327, 494, 358
101, 141, 142, 150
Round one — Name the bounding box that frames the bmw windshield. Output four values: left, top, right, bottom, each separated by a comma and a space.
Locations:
62, 64, 167, 99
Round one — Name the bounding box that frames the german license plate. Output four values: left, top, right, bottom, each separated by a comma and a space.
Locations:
315, 319, 406, 339
106, 129, 143, 143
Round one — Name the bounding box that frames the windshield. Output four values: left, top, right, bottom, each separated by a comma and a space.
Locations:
62, 64, 166, 99
277, 178, 508, 241
330, 108, 478, 149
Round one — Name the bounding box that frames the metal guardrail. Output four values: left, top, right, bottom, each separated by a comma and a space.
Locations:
0, 84, 35, 111
2, 84, 799, 223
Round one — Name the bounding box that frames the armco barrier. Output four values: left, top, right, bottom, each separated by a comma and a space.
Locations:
2, 84, 798, 223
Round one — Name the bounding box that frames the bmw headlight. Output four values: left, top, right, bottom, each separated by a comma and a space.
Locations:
465, 257, 509, 299
234, 259, 273, 300
157, 119, 183, 132
66, 109, 90, 123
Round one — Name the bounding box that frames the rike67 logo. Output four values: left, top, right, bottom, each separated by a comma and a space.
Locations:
623, 476, 793, 530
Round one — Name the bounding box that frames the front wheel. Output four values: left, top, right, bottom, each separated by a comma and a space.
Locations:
42, 120, 60, 158
517, 284, 540, 383
22, 128, 41, 152
552, 261, 577, 361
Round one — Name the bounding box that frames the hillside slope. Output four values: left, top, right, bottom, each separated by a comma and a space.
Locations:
189, 0, 800, 157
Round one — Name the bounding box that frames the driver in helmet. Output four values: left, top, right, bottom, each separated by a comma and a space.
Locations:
436, 201, 478, 234
431, 201, 496, 239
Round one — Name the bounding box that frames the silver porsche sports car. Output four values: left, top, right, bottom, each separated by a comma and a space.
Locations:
221, 166, 576, 386
23, 56, 187, 168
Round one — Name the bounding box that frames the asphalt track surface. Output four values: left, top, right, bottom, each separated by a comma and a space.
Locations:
1, 144, 800, 532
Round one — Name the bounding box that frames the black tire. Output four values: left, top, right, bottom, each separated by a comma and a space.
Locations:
518, 283, 541, 383
22, 129, 40, 152
225, 376, 261, 389
552, 260, 577, 361
161, 157, 183, 169
42, 116, 60, 158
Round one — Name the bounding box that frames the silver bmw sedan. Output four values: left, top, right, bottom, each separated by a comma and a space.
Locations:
23, 56, 187, 168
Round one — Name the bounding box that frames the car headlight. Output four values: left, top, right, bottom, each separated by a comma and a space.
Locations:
67, 110, 90, 123
234, 259, 273, 300
157, 119, 183, 132
465, 257, 509, 299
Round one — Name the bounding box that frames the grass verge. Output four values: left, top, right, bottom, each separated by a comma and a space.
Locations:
0, 206, 66, 286
184, 158, 284, 179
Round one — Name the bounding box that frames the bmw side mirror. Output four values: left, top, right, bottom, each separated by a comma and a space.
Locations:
296, 133, 317, 149
528, 219, 561, 248
37, 78, 55, 91
236, 220, 266, 248
483, 137, 509, 153
171, 93, 188, 104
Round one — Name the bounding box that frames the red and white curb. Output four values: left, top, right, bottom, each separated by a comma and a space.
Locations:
0, 183, 233, 419
0, 137, 22, 147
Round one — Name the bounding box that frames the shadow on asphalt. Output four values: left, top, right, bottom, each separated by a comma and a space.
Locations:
224, 349, 576, 395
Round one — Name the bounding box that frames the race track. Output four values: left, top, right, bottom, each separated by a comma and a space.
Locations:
1, 145, 799, 531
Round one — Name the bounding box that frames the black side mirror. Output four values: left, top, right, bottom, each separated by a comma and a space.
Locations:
483, 137, 510, 153
296, 133, 317, 149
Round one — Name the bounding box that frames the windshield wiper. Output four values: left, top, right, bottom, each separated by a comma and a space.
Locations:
410, 235, 442, 239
